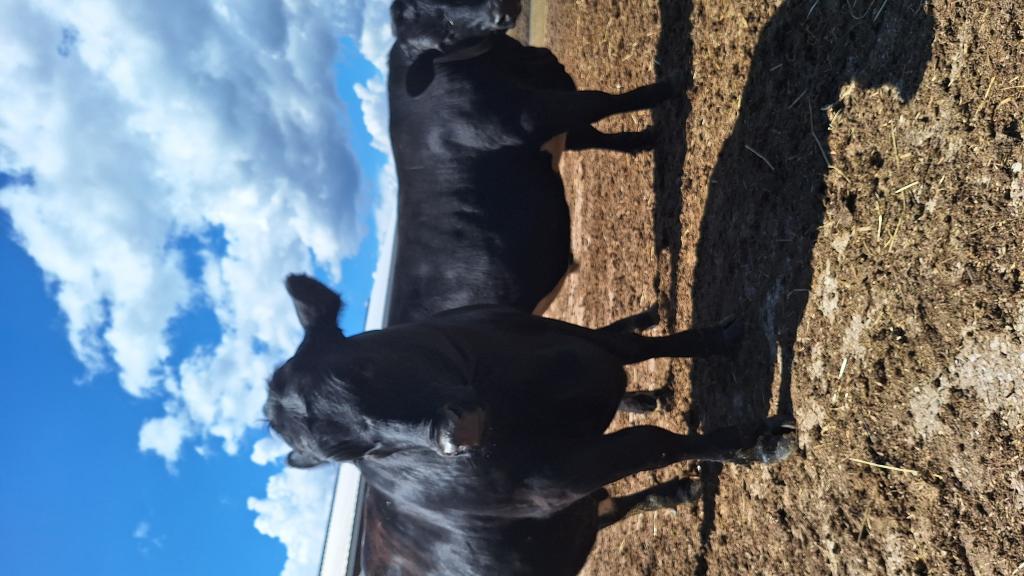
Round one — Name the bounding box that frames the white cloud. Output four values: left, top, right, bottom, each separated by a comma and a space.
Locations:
138, 413, 191, 466
1, 2, 398, 575
248, 466, 338, 576
132, 520, 166, 554
252, 434, 292, 466
0, 0, 369, 461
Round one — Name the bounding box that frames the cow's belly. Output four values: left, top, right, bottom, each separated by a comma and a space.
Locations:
531, 132, 570, 315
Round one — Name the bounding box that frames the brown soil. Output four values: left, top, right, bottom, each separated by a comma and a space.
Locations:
542, 1, 1024, 574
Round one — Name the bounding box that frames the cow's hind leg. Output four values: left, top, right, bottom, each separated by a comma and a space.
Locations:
541, 421, 796, 498
599, 304, 660, 334
602, 308, 675, 413
566, 125, 656, 154
579, 314, 744, 364
596, 477, 701, 529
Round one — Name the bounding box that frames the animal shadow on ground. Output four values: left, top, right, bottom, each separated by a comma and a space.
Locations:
649, 0, 695, 407
655, 2, 935, 573
652, 0, 694, 330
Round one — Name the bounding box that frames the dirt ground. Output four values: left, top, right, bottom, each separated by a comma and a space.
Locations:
540, 1, 1024, 574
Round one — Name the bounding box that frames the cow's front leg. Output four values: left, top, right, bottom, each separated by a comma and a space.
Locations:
566, 125, 657, 154
524, 82, 678, 143
596, 476, 701, 529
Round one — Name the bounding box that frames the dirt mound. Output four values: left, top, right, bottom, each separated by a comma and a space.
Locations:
544, 1, 1023, 574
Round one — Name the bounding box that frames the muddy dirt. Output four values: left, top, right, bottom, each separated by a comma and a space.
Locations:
542, 1, 1024, 574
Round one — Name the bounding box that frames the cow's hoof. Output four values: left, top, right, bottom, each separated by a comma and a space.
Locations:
732, 420, 798, 465
677, 478, 702, 503
647, 478, 701, 509
653, 386, 676, 412
619, 386, 674, 414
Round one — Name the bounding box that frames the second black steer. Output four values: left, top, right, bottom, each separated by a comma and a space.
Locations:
387, 0, 674, 322
356, 308, 706, 576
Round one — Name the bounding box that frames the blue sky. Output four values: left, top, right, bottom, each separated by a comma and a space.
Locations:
0, 2, 394, 575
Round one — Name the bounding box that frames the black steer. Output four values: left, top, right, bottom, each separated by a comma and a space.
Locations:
360, 310, 705, 576
266, 275, 796, 527
387, 0, 675, 322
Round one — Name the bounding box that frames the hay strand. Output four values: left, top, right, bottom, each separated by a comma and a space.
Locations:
848, 457, 920, 476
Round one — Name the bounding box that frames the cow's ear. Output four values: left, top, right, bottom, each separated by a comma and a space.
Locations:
406, 51, 438, 98
286, 450, 326, 469
285, 274, 343, 333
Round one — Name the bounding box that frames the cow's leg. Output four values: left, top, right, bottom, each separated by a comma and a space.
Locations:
599, 304, 660, 334
596, 477, 701, 529
525, 83, 677, 142
601, 308, 677, 413
541, 421, 796, 497
618, 387, 673, 413
566, 125, 656, 154
577, 315, 744, 364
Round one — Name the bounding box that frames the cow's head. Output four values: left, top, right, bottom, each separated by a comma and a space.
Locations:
392, 0, 521, 53
265, 275, 486, 469
392, 0, 521, 96
264, 275, 368, 468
